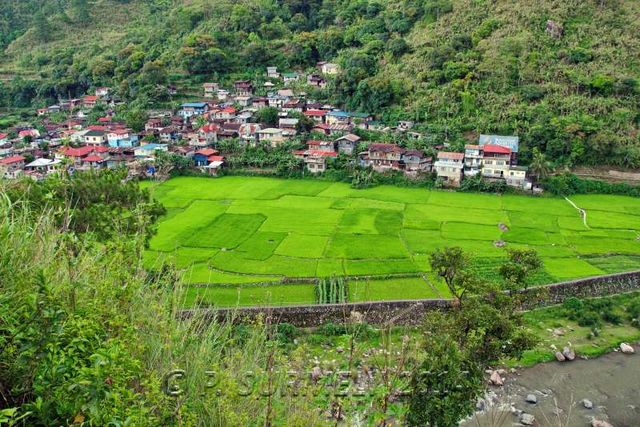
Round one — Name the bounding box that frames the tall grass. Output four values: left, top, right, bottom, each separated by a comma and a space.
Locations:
315, 276, 348, 304
0, 195, 323, 426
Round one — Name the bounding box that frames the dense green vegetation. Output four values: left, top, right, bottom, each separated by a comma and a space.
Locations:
143, 176, 640, 307
1, 0, 639, 168
2, 171, 640, 425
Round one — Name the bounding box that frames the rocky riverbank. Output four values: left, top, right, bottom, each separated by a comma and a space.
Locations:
466, 343, 640, 426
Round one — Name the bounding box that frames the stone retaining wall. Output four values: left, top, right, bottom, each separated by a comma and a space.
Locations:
180, 270, 640, 327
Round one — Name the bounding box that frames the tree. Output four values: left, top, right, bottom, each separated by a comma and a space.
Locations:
528, 147, 552, 183
71, 0, 91, 22
125, 109, 148, 132
499, 248, 543, 290
254, 107, 279, 127
407, 322, 482, 426
408, 250, 538, 425
32, 11, 51, 42
430, 247, 469, 302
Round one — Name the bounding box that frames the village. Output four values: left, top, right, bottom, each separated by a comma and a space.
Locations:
0, 62, 531, 190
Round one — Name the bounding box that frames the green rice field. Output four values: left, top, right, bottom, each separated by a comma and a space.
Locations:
142, 177, 640, 307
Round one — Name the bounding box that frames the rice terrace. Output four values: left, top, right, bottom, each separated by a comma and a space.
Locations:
143, 176, 640, 308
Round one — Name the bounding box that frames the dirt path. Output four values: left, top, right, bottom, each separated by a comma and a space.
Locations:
564, 197, 589, 228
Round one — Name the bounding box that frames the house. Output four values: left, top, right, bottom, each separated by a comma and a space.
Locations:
282, 72, 299, 85
402, 150, 432, 176
257, 128, 285, 147
334, 134, 360, 155
0, 133, 8, 144
282, 100, 304, 113
83, 95, 98, 109
506, 166, 530, 189
307, 140, 335, 152
179, 102, 209, 118
18, 129, 40, 140
193, 148, 219, 166
252, 97, 269, 109
95, 87, 110, 97
56, 145, 96, 165
84, 130, 107, 146
234, 96, 253, 107
279, 118, 299, 129
478, 134, 519, 165
216, 89, 230, 101
318, 62, 339, 75
0, 155, 25, 179
159, 127, 180, 143
134, 143, 168, 158
238, 123, 261, 145
464, 145, 482, 177
304, 150, 337, 173
203, 83, 219, 98
398, 121, 415, 131
214, 107, 237, 120
24, 158, 61, 179
267, 67, 279, 79
198, 124, 219, 144
361, 143, 404, 172
48, 105, 61, 114
303, 109, 326, 124
203, 156, 225, 176
234, 80, 254, 96
166, 85, 178, 95
80, 154, 106, 169
434, 152, 464, 187
326, 111, 350, 126
277, 89, 295, 98
307, 74, 326, 88
481, 145, 511, 179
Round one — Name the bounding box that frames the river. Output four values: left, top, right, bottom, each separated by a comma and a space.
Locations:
466, 344, 640, 426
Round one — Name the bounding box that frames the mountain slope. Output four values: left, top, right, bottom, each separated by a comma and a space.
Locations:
1, 0, 638, 167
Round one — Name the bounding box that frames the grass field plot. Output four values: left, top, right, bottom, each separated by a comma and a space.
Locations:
349, 277, 439, 302
185, 284, 316, 307
316, 258, 345, 277
236, 231, 287, 260
143, 177, 640, 304
441, 222, 502, 241
259, 207, 342, 235
150, 200, 228, 251
401, 229, 447, 254
586, 210, 640, 230
275, 234, 329, 258
502, 195, 576, 216
326, 233, 410, 259
507, 210, 560, 231
543, 257, 605, 280
585, 255, 640, 273
572, 236, 640, 255
428, 191, 503, 210
571, 194, 640, 215
344, 258, 423, 275
184, 213, 265, 249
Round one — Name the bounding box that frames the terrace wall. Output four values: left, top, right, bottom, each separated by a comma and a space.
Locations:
180, 270, 640, 327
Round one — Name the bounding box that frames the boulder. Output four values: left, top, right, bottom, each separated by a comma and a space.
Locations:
582, 399, 594, 409
546, 20, 564, 39
554, 351, 566, 362
525, 394, 537, 404
591, 420, 613, 427
311, 366, 322, 382
620, 342, 635, 354
520, 413, 535, 425
489, 371, 503, 386
562, 346, 576, 361
336, 346, 344, 353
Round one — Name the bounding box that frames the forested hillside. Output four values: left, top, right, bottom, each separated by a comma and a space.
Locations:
1, 0, 639, 167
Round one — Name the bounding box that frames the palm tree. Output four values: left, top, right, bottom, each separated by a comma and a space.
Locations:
528, 148, 552, 184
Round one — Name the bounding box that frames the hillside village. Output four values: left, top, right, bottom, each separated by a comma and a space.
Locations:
0, 62, 531, 190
